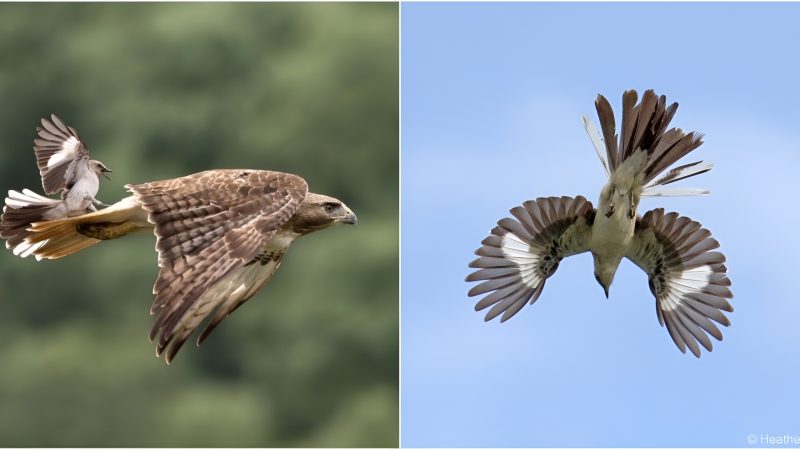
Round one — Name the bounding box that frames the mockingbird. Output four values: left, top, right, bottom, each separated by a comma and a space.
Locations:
1, 167, 356, 363
466, 89, 733, 357
1, 114, 111, 256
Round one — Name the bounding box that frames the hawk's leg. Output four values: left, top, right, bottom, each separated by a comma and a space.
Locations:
76, 221, 138, 240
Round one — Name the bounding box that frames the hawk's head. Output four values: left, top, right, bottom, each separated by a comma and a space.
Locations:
291, 192, 357, 234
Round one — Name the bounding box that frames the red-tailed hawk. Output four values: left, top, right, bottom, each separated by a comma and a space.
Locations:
1, 114, 111, 256
466, 89, 733, 358
2, 168, 357, 363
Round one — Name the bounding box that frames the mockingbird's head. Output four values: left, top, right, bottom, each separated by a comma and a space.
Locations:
592, 253, 622, 298
89, 159, 112, 181
290, 192, 357, 234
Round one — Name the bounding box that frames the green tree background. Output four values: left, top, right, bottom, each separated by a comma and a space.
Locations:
0, 3, 398, 447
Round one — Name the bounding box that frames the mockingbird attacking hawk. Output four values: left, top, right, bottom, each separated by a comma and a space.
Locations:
1, 114, 111, 256
466, 89, 733, 357
1, 122, 356, 364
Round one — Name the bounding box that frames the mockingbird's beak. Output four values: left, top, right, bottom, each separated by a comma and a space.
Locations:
603, 284, 609, 299
102, 168, 112, 181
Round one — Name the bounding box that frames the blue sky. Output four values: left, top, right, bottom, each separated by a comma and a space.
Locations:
401, 3, 800, 447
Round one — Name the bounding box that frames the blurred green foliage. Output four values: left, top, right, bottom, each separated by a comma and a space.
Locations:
0, 3, 398, 447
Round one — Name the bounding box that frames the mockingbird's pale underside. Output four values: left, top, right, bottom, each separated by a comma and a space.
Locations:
466, 89, 733, 358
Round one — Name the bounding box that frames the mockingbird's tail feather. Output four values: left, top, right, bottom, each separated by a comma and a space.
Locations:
585, 89, 710, 195
1, 189, 67, 257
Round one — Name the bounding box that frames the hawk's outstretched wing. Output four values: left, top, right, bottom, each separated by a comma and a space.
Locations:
626, 208, 733, 357
33, 114, 90, 194
467, 196, 595, 322
128, 169, 308, 363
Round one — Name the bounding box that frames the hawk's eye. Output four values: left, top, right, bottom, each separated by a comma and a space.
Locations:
323, 203, 336, 214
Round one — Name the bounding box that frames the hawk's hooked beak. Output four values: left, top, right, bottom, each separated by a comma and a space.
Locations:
341, 207, 358, 225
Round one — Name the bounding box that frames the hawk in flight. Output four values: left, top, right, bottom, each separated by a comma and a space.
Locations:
1, 114, 111, 256
2, 125, 356, 364
466, 89, 733, 357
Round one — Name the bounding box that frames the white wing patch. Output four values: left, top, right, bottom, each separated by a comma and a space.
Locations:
46, 136, 82, 169
467, 196, 594, 323
627, 209, 733, 358
500, 232, 541, 289
660, 266, 713, 311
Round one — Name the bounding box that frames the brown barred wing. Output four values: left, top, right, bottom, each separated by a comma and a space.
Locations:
466, 196, 594, 322
127, 169, 308, 363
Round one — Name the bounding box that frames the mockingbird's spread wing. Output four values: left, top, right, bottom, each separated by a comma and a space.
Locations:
129, 169, 308, 362
467, 196, 595, 322
33, 114, 91, 195
626, 208, 733, 357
